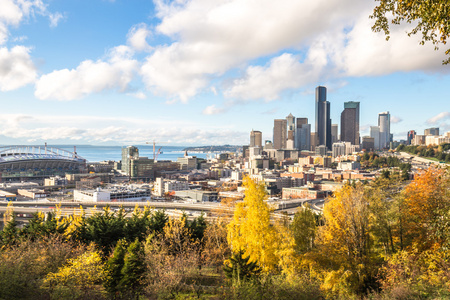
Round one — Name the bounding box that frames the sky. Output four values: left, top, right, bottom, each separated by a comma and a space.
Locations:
0, 0, 449, 146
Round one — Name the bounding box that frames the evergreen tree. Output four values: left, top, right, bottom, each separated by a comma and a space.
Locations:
105, 240, 127, 297
149, 209, 169, 234
2, 214, 19, 246
119, 239, 146, 297
223, 250, 261, 280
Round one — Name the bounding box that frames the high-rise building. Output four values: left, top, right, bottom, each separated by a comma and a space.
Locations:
340, 101, 360, 145
295, 118, 311, 151
361, 136, 375, 151
407, 130, 416, 145
370, 126, 380, 150
315, 86, 332, 150
121, 146, 139, 175
424, 127, 439, 136
310, 132, 318, 151
273, 119, 287, 149
286, 113, 295, 131
250, 130, 262, 147
378, 111, 390, 149
332, 124, 338, 143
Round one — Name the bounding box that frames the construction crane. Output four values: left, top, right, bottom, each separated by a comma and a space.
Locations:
145, 140, 163, 161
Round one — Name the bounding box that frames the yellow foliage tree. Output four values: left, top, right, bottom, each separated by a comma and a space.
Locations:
43, 248, 107, 298
317, 184, 378, 296
227, 176, 278, 273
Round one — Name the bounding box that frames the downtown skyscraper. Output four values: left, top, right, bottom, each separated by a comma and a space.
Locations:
378, 111, 390, 149
315, 86, 332, 150
273, 119, 287, 149
340, 101, 360, 145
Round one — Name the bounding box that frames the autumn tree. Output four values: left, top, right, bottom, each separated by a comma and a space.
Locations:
371, 0, 450, 64
202, 219, 231, 269
43, 248, 107, 299
318, 184, 380, 296
401, 167, 450, 250
227, 176, 278, 273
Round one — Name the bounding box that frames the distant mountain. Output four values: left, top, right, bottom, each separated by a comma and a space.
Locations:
182, 145, 242, 152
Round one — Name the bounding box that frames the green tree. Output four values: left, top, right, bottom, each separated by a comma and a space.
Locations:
291, 204, 317, 254
223, 250, 261, 281
371, 0, 450, 64
105, 240, 127, 297
120, 239, 146, 297
149, 209, 169, 234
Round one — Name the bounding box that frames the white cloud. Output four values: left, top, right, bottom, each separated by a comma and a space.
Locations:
0, 46, 36, 91
427, 112, 450, 124
49, 12, 64, 28
0, 113, 248, 145
139, 0, 450, 102
141, 0, 367, 101
225, 53, 325, 101
0, 0, 62, 44
129, 91, 147, 99
202, 104, 226, 115
390, 116, 403, 124
35, 46, 138, 100
331, 13, 448, 76
127, 23, 152, 52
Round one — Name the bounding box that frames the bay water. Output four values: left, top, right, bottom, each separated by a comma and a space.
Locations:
55, 145, 211, 163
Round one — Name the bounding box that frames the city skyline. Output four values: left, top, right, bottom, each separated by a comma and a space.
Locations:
0, 0, 449, 146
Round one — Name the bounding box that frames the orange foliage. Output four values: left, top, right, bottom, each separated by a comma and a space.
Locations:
402, 167, 450, 250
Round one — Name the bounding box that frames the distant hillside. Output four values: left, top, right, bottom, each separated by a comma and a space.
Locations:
182, 145, 242, 152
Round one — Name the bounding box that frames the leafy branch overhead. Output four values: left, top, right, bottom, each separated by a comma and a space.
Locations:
371, 0, 450, 64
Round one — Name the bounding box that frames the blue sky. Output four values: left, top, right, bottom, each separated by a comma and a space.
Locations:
0, 0, 449, 146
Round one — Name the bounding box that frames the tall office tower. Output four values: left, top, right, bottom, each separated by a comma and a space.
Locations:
424, 127, 439, 136
295, 118, 311, 151
331, 124, 339, 143
378, 111, 390, 149
273, 119, 287, 149
286, 113, 296, 149
121, 146, 139, 175
315, 86, 332, 150
286, 113, 295, 131
311, 132, 318, 151
407, 130, 416, 145
340, 101, 360, 145
370, 126, 380, 150
250, 130, 262, 147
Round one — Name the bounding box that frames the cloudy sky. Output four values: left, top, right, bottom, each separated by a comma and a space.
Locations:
0, 0, 449, 146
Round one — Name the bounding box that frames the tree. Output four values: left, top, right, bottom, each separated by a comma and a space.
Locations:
227, 176, 278, 273
149, 209, 169, 234
43, 248, 107, 299
105, 240, 127, 297
291, 204, 317, 254
371, 0, 450, 64
223, 250, 261, 281
402, 167, 450, 250
120, 239, 146, 297
319, 184, 380, 295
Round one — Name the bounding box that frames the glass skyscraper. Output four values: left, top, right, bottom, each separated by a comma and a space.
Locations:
315, 86, 332, 150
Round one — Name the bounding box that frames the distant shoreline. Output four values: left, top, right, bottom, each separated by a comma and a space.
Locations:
182, 145, 242, 153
